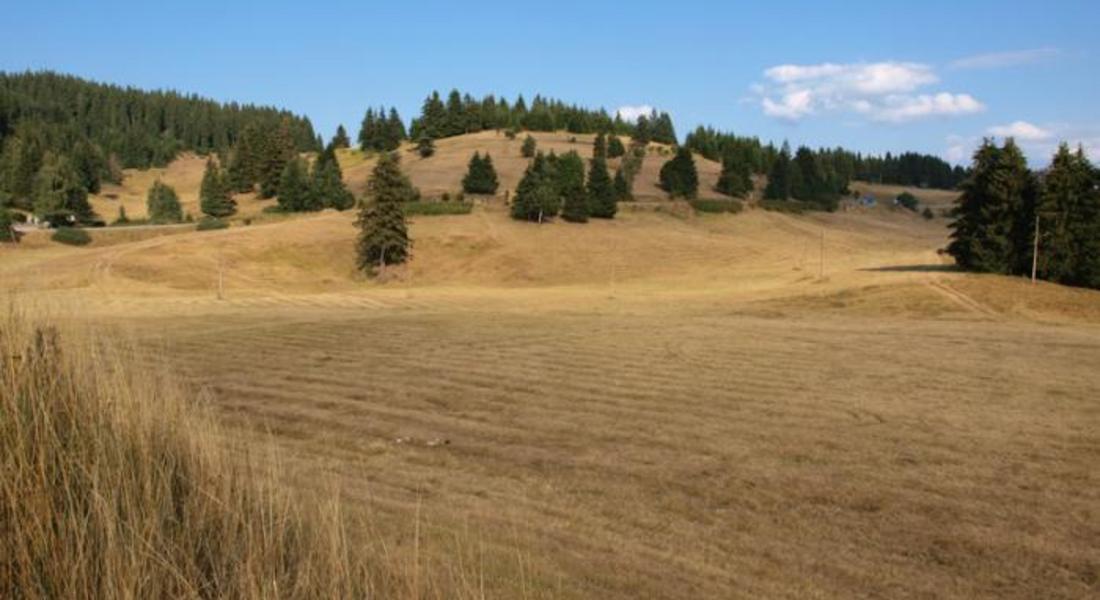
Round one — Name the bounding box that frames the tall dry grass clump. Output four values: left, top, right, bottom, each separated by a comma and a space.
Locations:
0, 314, 377, 599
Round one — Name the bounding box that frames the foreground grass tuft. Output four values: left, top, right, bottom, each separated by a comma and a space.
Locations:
0, 314, 388, 599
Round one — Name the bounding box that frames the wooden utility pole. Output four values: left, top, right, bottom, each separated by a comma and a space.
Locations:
1031, 215, 1040, 285
819, 229, 825, 279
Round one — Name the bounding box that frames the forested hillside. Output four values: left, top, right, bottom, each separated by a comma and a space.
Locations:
0, 71, 317, 219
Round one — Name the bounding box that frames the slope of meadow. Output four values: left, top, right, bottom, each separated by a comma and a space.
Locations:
3, 132, 1099, 599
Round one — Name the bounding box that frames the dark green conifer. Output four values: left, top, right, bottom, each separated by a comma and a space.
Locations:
416, 134, 436, 158
587, 156, 616, 219
521, 135, 537, 158
32, 152, 95, 225
277, 158, 314, 211
659, 147, 699, 199
356, 152, 414, 274
332, 125, 351, 149
764, 143, 793, 200
593, 132, 608, 159
200, 158, 236, 218
462, 152, 500, 194
613, 167, 632, 202
607, 135, 626, 159
147, 180, 183, 223
557, 151, 588, 222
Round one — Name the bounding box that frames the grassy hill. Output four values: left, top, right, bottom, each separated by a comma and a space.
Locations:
5, 134, 1099, 599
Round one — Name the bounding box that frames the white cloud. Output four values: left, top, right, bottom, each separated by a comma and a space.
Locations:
615, 105, 654, 123
753, 61, 984, 124
987, 120, 1053, 141
949, 48, 1060, 70
945, 134, 972, 164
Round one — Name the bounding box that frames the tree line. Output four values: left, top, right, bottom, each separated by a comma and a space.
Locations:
948, 139, 1100, 289
0, 71, 318, 223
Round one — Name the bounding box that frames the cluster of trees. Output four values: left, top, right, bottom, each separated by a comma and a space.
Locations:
510, 150, 621, 223
659, 148, 699, 199
855, 152, 966, 189
407, 89, 675, 143
357, 107, 406, 152
763, 143, 852, 211
0, 71, 316, 223
272, 145, 355, 213
462, 153, 499, 195
948, 140, 1100, 289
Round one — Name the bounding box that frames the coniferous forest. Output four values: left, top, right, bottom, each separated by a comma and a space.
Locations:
0, 71, 317, 220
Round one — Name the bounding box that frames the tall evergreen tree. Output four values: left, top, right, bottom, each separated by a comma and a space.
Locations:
659, 147, 699, 199
613, 167, 632, 202
462, 152, 500, 194
277, 158, 314, 211
587, 156, 616, 219
146, 180, 183, 223
1035, 144, 1099, 286
557, 151, 588, 223
607, 135, 626, 159
332, 125, 351, 149
716, 147, 752, 197
356, 152, 413, 274
309, 150, 354, 211
521, 135, 537, 158
259, 119, 297, 198
32, 152, 94, 225
199, 158, 236, 218
593, 132, 608, 159
511, 152, 558, 222
764, 142, 793, 200
947, 139, 1034, 274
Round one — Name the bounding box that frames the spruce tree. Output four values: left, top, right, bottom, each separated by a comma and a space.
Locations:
716, 148, 752, 197
512, 152, 557, 222
607, 135, 626, 159
332, 125, 351, 149
659, 147, 699, 199
947, 139, 1034, 274
587, 156, 616, 219
613, 167, 632, 202
277, 158, 314, 211
32, 153, 95, 225
309, 151, 354, 211
1036, 144, 1097, 285
462, 152, 500, 194
356, 152, 413, 274
521, 135, 537, 158
259, 119, 296, 198
200, 158, 236, 218
593, 132, 608, 159
416, 134, 436, 158
0, 207, 15, 243
557, 151, 588, 223
764, 143, 792, 200
147, 180, 183, 223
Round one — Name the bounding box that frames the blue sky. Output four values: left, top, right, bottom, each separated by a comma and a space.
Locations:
3, 1, 1097, 165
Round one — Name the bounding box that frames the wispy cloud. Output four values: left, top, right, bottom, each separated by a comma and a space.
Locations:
615, 105, 654, 123
987, 121, 1053, 142
948, 48, 1060, 70
753, 61, 985, 124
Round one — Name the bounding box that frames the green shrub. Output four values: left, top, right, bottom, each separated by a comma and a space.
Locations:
402, 201, 473, 216
196, 218, 229, 231
51, 227, 92, 246
759, 199, 815, 214
690, 199, 744, 214
896, 191, 919, 211
0, 209, 17, 243
922, 207, 935, 220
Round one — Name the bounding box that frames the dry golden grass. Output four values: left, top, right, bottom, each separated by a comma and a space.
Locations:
3, 133, 1099, 598
849, 181, 961, 212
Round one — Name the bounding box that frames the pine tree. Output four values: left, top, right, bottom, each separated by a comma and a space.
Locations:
659, 147, 699, 199
764, 143, 792, 200
147, 180, 183, 223
557, 151, 588, 223
200, 158, 236, 218
309, 150, 354, 211
332, 125, 351, 149
521, 135, 537, 158
613, 167, 632, 202
462, 152, 500, 194
32, 152, 95, 225
384, 108, 407, 151
0, 207, 15, 243
587, 156, 616, 219
716, 148, 752, 197
259, 119, 296, 198
607, 135, 626, 159
277, 158, 314, 211
947, 139, 1034, 274
512, 152, 558, 222
1035, 144, 1098, 286
593, 132, 608, 159
356, 152, 413, 274
416, 134, 435, 158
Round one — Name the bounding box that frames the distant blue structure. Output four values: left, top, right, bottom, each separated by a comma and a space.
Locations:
858, 195, 877, 207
